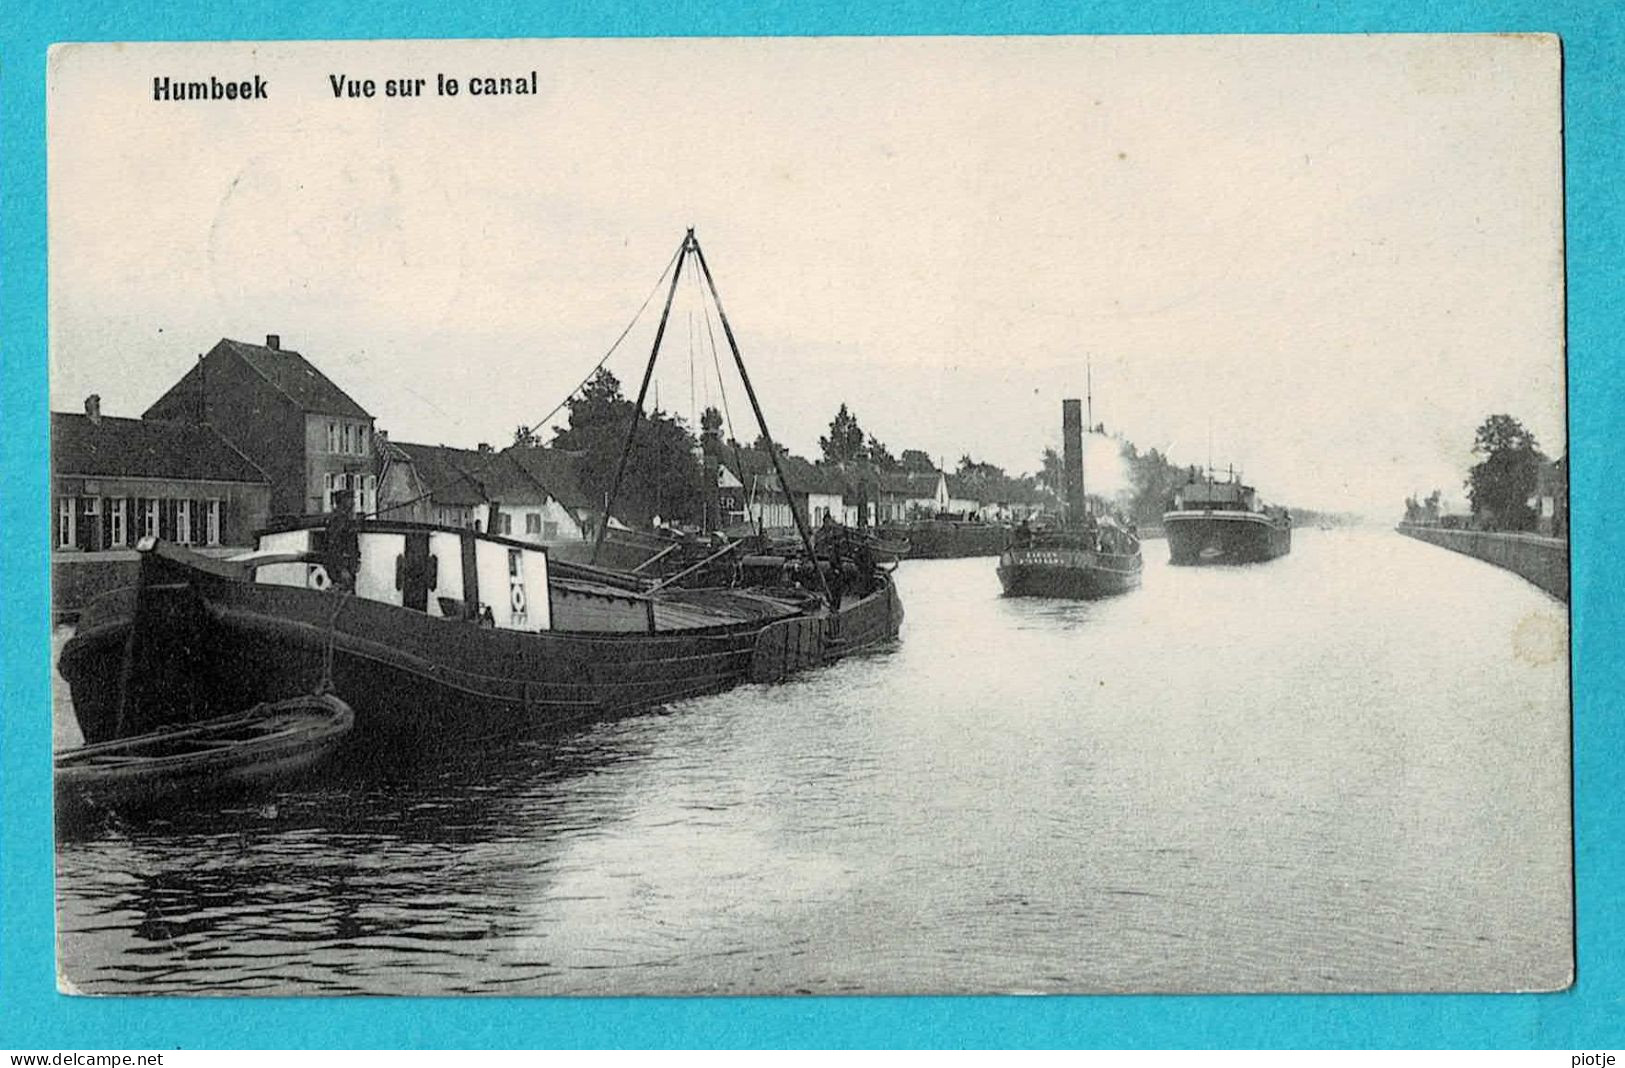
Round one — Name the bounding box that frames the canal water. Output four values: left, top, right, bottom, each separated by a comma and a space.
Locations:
53, 529, 1572, 995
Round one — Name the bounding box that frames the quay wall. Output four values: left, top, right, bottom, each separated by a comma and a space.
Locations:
1395, 524, 1568, 602
53, 547, 247, 622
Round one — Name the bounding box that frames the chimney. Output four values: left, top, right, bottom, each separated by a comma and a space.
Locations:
265, 334, 280, 350
85, 394, 102, 426
1062, 398, 1085, 526
478, 442, 492, 454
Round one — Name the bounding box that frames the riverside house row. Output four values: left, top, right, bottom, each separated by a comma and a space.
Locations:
53, 334, 1052, 568
51, 336, 606, 569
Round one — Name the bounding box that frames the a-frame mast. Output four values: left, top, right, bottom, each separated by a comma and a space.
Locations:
592, 230, 834, 608
591, 230, 692, 565
691, 235, 832, 607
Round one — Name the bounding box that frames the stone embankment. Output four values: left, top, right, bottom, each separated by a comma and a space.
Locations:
1395, 524, 1568, 602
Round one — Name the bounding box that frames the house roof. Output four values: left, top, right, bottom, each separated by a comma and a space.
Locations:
877, 470, 942, 497
720, 449, 847, 496
52, 412, 270, 484
390, 442, 489, 506
219, 338, 372, 419
508, 446, 593, 512
391, 442, 593, 511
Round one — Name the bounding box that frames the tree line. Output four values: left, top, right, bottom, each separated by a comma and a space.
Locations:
1403, 413, 1562, 534
523, 373, 1294, 530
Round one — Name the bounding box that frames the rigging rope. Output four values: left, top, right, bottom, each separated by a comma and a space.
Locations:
318, 586, 352, 695
701, 285, 751, 526
357, 242, 685, 522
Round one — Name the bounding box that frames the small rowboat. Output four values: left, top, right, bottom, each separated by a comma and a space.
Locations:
55, 693, 354, 813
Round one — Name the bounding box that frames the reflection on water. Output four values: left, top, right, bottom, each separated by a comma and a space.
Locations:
55, 530, 1572, 994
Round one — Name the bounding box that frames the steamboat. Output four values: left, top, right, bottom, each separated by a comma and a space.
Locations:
996, 398, 1142, 599
58, 231, 904, 750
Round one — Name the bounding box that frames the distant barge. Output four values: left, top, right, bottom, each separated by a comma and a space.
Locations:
887, 518, 1008, 560
1163, 473, 1291, 565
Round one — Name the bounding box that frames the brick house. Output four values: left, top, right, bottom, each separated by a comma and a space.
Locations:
143, 335, 376, 519
52, 398, 271, 551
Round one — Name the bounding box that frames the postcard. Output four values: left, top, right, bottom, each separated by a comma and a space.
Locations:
47, 35, 1569, 996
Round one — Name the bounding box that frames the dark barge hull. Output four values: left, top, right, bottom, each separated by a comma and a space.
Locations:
1164, 512, 1291, 565
58, 547, 903, 750
890, 521, 1009, 559
996, 550, 1142, 599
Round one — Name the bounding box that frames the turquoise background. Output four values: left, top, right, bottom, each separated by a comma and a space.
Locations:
3, 0, 1619, 1049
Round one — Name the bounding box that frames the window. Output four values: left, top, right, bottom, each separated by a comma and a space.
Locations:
525, 514, 541, 535
497, 513, 512, 536
206, 500, 221, 546
176, 499, 193, 545
80, 497, 102, 551
110, 499, 127, 548
325, 473, 375, 515
143, 499, 158, 539
57, 496, 75, 550
327, 421, 340, 453
543, 521, 558, 540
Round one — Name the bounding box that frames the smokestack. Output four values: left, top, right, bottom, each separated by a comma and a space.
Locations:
265, 334, 281, 350
1062, 398, 1085, 526
85, 394, 101, 425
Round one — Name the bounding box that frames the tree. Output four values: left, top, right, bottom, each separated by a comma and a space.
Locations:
1125, 445, 1186, 528
752, 432, 788, 457
514, 424, 541, 448
899, 448, 937, 474
867, 435, 898, 470
1036, 447, 1065, 498
1466, 414, 1543, 531
550, 366, 705, 529
819, 404, 868, 464
700, 405, 724, 441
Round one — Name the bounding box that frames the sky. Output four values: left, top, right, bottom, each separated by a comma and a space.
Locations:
48, 35, 1564, 517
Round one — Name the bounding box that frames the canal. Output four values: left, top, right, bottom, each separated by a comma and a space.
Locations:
53, 528, 1571, 995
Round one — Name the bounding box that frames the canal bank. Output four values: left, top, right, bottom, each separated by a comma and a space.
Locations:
1395, 524, 1568, 602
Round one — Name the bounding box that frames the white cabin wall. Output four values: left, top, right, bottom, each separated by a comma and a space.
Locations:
427, 531, 465, 617
474, 539, 551, 630
253, 529, 313, 588
355, 533, 406, 606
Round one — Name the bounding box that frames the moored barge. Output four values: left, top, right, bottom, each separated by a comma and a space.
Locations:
59, 230, 904, 751
59, 519, 902, 750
